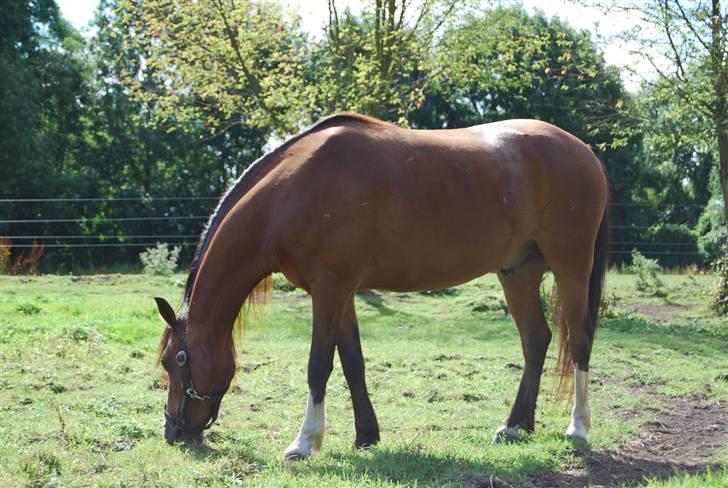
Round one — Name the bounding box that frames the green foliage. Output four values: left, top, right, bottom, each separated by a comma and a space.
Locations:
117, 0, 310, 137
643, 223, 701, 267
272, 273, 297, 292
309, 1, 457, 123
139, 243, 180, 276
16, 303, 41, 315
586, 0, 728, 233
712, 246, 728, 316
629, 249, 666, 296
21, 450, 62, 487
697, 198, 727, 262
420, 7, 633, 141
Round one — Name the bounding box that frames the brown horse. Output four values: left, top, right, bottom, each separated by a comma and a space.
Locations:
154, 113, 609, 458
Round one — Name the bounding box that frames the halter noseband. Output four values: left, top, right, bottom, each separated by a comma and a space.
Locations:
165, 319, 226, 438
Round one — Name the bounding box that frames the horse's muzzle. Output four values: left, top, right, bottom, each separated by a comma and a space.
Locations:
164, 417, 203, 446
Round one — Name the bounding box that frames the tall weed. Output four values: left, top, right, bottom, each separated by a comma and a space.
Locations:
139, 242, 180, 276
629, 249, 666, 296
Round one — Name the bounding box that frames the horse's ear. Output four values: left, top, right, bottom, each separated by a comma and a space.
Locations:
154, 297, 177, 329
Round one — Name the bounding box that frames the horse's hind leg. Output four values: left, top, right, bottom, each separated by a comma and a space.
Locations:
493, 255, 550, 443
284, 277, 352, 460
338, 297, 380, 448
552, 268, 593, 440
542, 245, 595, 441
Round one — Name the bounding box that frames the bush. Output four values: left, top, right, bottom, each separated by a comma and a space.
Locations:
139, 243, 180, 276
697, 198, 727, 263
643, 223, 701, 268
629, 249, 666, 296
712, 244, 728, 316
272, 273, 297, 292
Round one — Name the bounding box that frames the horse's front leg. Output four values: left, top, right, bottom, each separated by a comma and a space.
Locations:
284, 279, 351, 460
337, 297, 379, 448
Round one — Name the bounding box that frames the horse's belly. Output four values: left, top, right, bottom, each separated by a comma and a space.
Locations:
361, 194, 515, 291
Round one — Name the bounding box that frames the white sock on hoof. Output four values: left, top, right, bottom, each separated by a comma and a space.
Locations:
565, 368, 590, 440
493, 424, 522, 444
284, 392, 325, 459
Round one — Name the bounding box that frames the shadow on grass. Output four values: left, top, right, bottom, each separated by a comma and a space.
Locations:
300, 441, 723, 487
530, 446, 723, 488
357, 291, 398, 316
302, 445, 551, 486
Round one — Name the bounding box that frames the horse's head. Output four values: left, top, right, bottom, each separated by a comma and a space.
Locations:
154, 297, 236, 446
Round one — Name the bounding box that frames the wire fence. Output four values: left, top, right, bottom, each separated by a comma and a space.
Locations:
0, 198, 712, 257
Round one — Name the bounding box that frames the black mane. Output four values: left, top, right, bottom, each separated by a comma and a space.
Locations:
181, 113, 386, 308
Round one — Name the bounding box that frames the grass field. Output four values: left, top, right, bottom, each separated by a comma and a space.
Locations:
1, 271, 726, 487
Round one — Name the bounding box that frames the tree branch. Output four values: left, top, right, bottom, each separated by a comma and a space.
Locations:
673, 0, 711, 53
328, 0, 339, 48
397, 0, 407, 29
660, 0, 687, 81
210, 0, 285, 133
644, 54, 714, 118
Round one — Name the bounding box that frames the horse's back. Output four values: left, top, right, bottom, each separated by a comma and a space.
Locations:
267, 117, 607, 291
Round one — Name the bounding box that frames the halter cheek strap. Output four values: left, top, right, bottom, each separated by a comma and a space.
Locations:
165, 321, 226, 436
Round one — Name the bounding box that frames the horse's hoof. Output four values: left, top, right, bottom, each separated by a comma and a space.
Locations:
565, 424, 588, 443
284, 443, 312, 461
354, 433, 380, 449
492, 425, 522, 445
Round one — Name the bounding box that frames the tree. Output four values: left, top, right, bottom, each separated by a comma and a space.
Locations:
311, 0, 459, 123
0, 0, 91, 271
117, 0, 309, 138
0, 0, 89, 200
64, 0, 271, 270
586, 0, 728, 228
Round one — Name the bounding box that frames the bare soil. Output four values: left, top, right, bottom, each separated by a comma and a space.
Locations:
478, 393, 728, 487
622, 302, 694, 324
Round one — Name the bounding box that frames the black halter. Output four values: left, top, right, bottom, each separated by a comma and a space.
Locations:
164, 318, 226, 437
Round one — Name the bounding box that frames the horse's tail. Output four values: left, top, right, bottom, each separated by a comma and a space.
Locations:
554, 205, 610, 398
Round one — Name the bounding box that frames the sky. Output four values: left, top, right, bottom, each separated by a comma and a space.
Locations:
57, 0, 652, 90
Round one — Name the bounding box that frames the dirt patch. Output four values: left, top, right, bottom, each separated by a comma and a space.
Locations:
522, 393, 727, 487
621, 302, 692, 324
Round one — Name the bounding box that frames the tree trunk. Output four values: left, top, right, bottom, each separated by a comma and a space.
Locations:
711, 0, 728, 227
719, 131, 728, 227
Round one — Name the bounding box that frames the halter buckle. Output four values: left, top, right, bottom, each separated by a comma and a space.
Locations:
186, 387, 204, 401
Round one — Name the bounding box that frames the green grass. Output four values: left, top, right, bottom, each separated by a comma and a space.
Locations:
0, 272, 726, 486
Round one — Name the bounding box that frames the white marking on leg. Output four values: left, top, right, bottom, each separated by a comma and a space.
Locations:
565, 367, 590, 440
284, 391, 325, 459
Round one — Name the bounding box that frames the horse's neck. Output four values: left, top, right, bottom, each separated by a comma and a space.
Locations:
185, 195, 271, 345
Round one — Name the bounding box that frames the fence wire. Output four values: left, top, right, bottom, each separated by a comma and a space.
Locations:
0, 199, 712, 257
